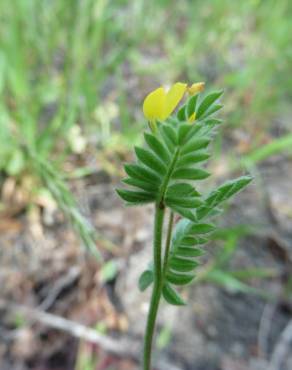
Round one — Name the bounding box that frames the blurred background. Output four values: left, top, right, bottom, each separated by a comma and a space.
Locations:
0, 0, 292, 369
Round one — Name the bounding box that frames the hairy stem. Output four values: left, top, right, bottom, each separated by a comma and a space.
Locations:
143, 203, 165, 370
143, 146, 180, 369
158, 148, 180, 200
162, 211, 174, 276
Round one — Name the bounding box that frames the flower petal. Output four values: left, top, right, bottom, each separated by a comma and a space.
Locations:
143, 87, 166, 120
164, 82, 187, 118
188, 82, 205, 95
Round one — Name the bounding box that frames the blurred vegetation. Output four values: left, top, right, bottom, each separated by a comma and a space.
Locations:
0, 0, 291, 255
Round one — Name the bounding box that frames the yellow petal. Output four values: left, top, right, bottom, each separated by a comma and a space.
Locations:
164, 82, 187, 118
143, 87, 167, 120
188, 82, 205, 95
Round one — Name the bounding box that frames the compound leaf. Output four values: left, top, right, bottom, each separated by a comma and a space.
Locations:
197, 176, 253, 219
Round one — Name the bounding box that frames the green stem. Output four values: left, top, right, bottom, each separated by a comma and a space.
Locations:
143, 147, 180, 369
162, 211, 174, 276
143, 203, 165, 370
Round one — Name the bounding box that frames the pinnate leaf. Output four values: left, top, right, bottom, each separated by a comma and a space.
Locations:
197, 176, 253, 219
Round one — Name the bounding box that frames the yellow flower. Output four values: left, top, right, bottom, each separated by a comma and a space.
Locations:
143, 82, 187, 121
187, 82, 205, 95
142, 82, 205, 122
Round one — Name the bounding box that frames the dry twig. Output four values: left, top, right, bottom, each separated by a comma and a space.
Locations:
258, 303, 277, 359
268, 319, 292, 370
0, 299, 181, 370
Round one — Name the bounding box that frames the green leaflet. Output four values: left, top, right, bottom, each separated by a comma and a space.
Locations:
192, 236, 209, 244
180, 236, 201, 246
196, 90, 223, 119
123, 177, 158, 193
204, 118, 223, 127
171, 220, 214, 248
176, 247, 204, 257
144, 132, 171, 164
176, 151, 210, 167
161, 124, 178, 146
162, 283, 186, 306
165, 195, 203, 209
189, 223, 216, 234
177, 105, 187, 121
193, 119, 221, 138
176, 94, 198, 123
201, 104, 223, 119
166, 183, 201, 197
178, 123, 193, 145
158, 124, 175, 152
169, 206, 197, 223
116, 189, 156, 205
124, 163, 161, 185
169, 256, 199, 272
139, 269, 154, 291
186, 94, 199, 119
172, 167, 210, 180
171, 219, 194, 247
197, 176, 253, 220
166, 271, 195, 286
180, 137, 210, 156
135, 146, 167, 175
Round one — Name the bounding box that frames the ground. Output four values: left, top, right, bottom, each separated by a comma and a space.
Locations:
1, 153, 292, 370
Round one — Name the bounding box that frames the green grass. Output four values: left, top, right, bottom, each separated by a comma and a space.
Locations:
0, 0, 291, 264
1, 0, 291, 164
